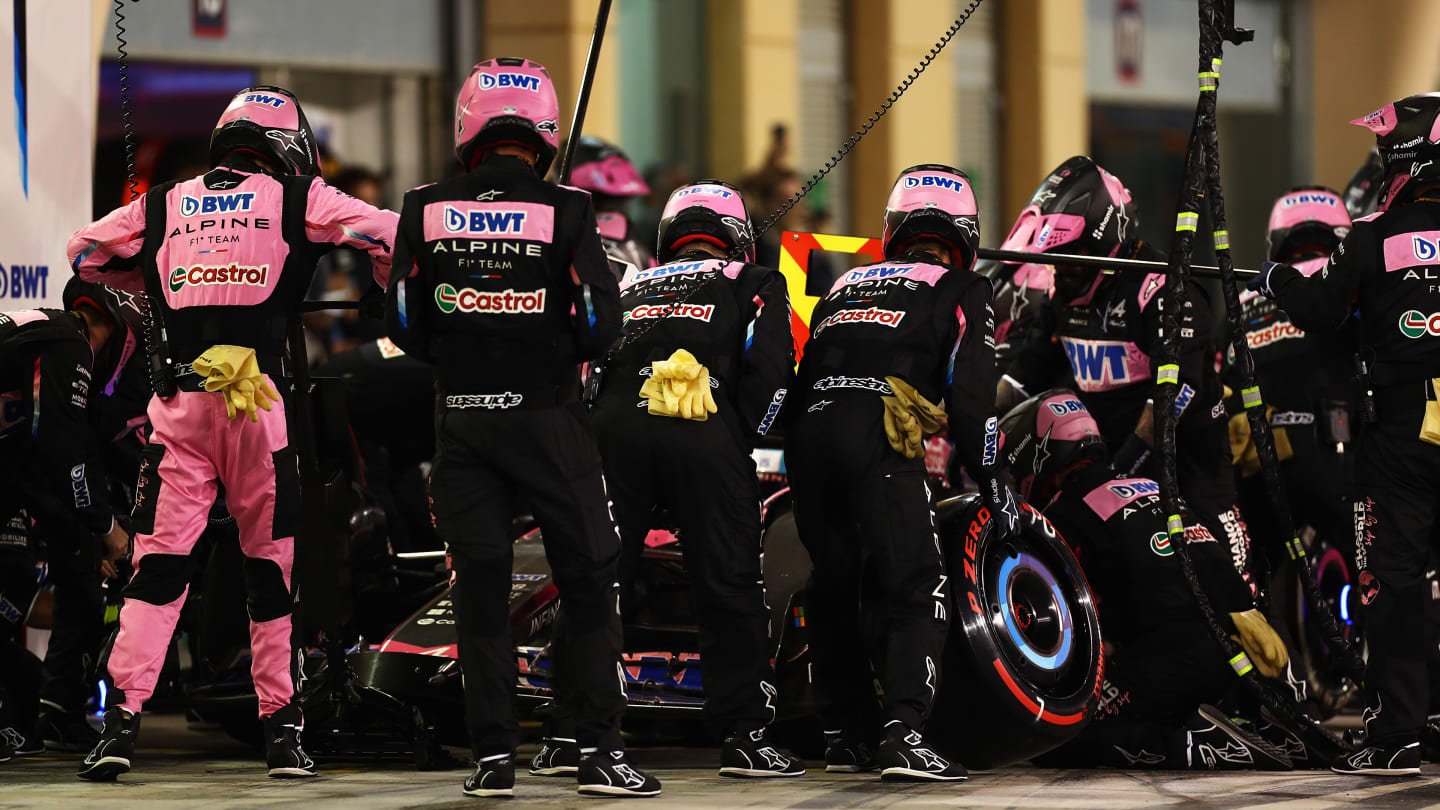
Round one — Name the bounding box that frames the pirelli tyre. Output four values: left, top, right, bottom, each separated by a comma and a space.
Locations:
1279, 531, 1360, 718
928, 494, 1103, 768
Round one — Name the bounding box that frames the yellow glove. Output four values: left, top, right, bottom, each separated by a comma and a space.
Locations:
1229, 409, 1295, 477
880, 376, 947, 459
192, 345, 281, 423
1229, 608, 1289, 679
639, 349, 717, 421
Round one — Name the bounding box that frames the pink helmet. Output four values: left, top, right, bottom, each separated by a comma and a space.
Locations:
1265, 186, 1351, 262
1000, 156, 1137, 259
210, 86, 319, 176
999, 388, 1106, 504
881, 164, 980, 267
1352, 93, 1440, 210
570, 136, 649, 198
454, 58, 560, 174
656, 180, 754, 263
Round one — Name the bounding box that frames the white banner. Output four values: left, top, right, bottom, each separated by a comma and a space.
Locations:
0, 0, 97, 308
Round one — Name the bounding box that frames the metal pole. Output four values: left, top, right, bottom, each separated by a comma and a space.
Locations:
977, 247, 1259, 279
556, 0, 614, 184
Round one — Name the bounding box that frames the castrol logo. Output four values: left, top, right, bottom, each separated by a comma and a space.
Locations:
1399, 310, 1440, 339
622, 303, 715, 323
168, 263, 269, 293
1245, 321, 1304, 349
434, 283, 546, 315
813, 307, 906, 335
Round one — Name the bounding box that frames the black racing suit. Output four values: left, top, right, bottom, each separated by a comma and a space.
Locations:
1034, 465, 1254, 768
1266, 199, 1440, 748
0, 309, 114, 718
786, 253, 1001, 734
991, 261, 1052, 370
1231, 265, 1358, 595
385, 153, 626, 758
588, 256, 793, 734
1006, 242, 1254, 590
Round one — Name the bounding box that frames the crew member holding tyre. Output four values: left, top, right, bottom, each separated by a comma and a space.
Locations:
384, 58, 660, 799
567, 180, 802, 778
68, 85, 398, 781
787, 164, 1015, 782
1001, 390, 1294, 771
1248, 93, 1440, 776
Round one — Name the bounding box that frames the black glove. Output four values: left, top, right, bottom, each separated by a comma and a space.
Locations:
1246, 261, 1283, 299
981, 473, 1022, 539
359, 283, 386, 320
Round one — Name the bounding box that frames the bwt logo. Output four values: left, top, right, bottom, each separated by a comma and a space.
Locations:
1281, 193, 1338, 208
1107, 480, 1160, 499
444, 206, 528, 235
1036, 223, 1054, 249
478, 72, 541, 92
902, 174, 965, 192
0, 263, 48, 299
672, 185, 732, 200
180, 192, 256, 217
982, 416, 999, 466
1064, 340, 1133, 385
1046, 398, 1085, 416
634, 262, 706, 281
1413, 236, 1440, 262
842, 265, 913, 284
243, 93, 287, 108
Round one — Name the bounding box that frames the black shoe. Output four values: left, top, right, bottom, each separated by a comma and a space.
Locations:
464, 754, 515, 798
263, 703, 317, 778
876, 722, 967, 782
76, 708, 140, 781
719, 728, 805, 777
1421, 718, 1440, 763
577, 749, 662, 797
0, 724, 42, 756
38, 705, 101, 753
824, 729, 876, 773
1247, 718, 1325, 769
1186, 705, 1292, 771
1332, 742, 1422, 776
530, 736, 580, 776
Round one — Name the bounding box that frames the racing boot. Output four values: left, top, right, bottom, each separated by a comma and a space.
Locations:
1332, 742, 1422, 777
76, 708, 140, 781
530, 736, 580, 776
0, 725, 43, 757
1185, 704, 1292, 770
875, 721, 968, 782
37, 702, 100, 753
1420, 717, 1440, 763
823, 728, 876, 773
464, 754, 515, 798
577, 748, 662, 797
719, 728, 805, 777
263, 703, 317, 778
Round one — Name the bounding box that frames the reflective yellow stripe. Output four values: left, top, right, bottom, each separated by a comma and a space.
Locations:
1157, 363, 1180, 385
1229, 651, 1254, 676
1176, 212, 1199, 232
1241, 386, 1262, 409
1167, 514, 1185, 537
1213, 230, 1230, 251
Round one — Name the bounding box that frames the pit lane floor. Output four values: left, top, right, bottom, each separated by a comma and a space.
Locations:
6, 714, 1440, 809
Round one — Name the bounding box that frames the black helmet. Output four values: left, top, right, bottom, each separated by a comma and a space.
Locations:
1352, 93, 1440, 210
1342, 147, 1384, 219
1265, 186, 1351, 262
63, 276, 147, 397
999, 388, 1107, 506
656, 180, 754, 264
881, 163, 980, 268
209, 86, 320, 176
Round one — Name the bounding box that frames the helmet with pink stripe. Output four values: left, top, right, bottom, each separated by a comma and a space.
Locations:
1000, 156, 1137, 260
881, 164, 980, 268
656, 180, 754, 263
999, 388, 1106, 504
210, 86, 319, 176
569, 136, 649, 198
1351, 93, 1440, 210
455, 58, 561, 174
1266, 186, 1351, 262
1343, 148, 1384, 219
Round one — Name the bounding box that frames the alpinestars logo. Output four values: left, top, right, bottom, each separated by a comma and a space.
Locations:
1114, 746, 1165, 766
622, 303, 715, 323
169, 263, 269, 293
435, 283, 545, 314
813, 307, 906, 335
1197, 740, 1253, 767
445, 393, 524, 410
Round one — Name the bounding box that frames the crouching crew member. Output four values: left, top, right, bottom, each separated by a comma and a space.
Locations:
385, 58, 660, 799
787, 164, 1015, 782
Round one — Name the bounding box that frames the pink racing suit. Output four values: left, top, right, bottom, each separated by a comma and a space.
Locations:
67, 157, 396, 717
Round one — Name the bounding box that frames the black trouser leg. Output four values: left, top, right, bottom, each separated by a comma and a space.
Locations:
38, 532, 103, 715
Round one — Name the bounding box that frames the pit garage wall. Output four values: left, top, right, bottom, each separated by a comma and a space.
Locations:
0, 0, 97, 308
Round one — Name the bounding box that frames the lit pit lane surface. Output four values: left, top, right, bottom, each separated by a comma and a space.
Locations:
6, 715, 1440, 809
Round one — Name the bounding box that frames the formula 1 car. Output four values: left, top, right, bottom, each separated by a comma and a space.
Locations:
318, 448, 1105, 769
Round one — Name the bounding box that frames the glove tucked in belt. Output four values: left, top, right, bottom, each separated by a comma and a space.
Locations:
192, 345, 282, 423
639, 349, 717, 421
1229, 608, 1289, 679
881, 376, 947, 459
1228, 408, 1295, 477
